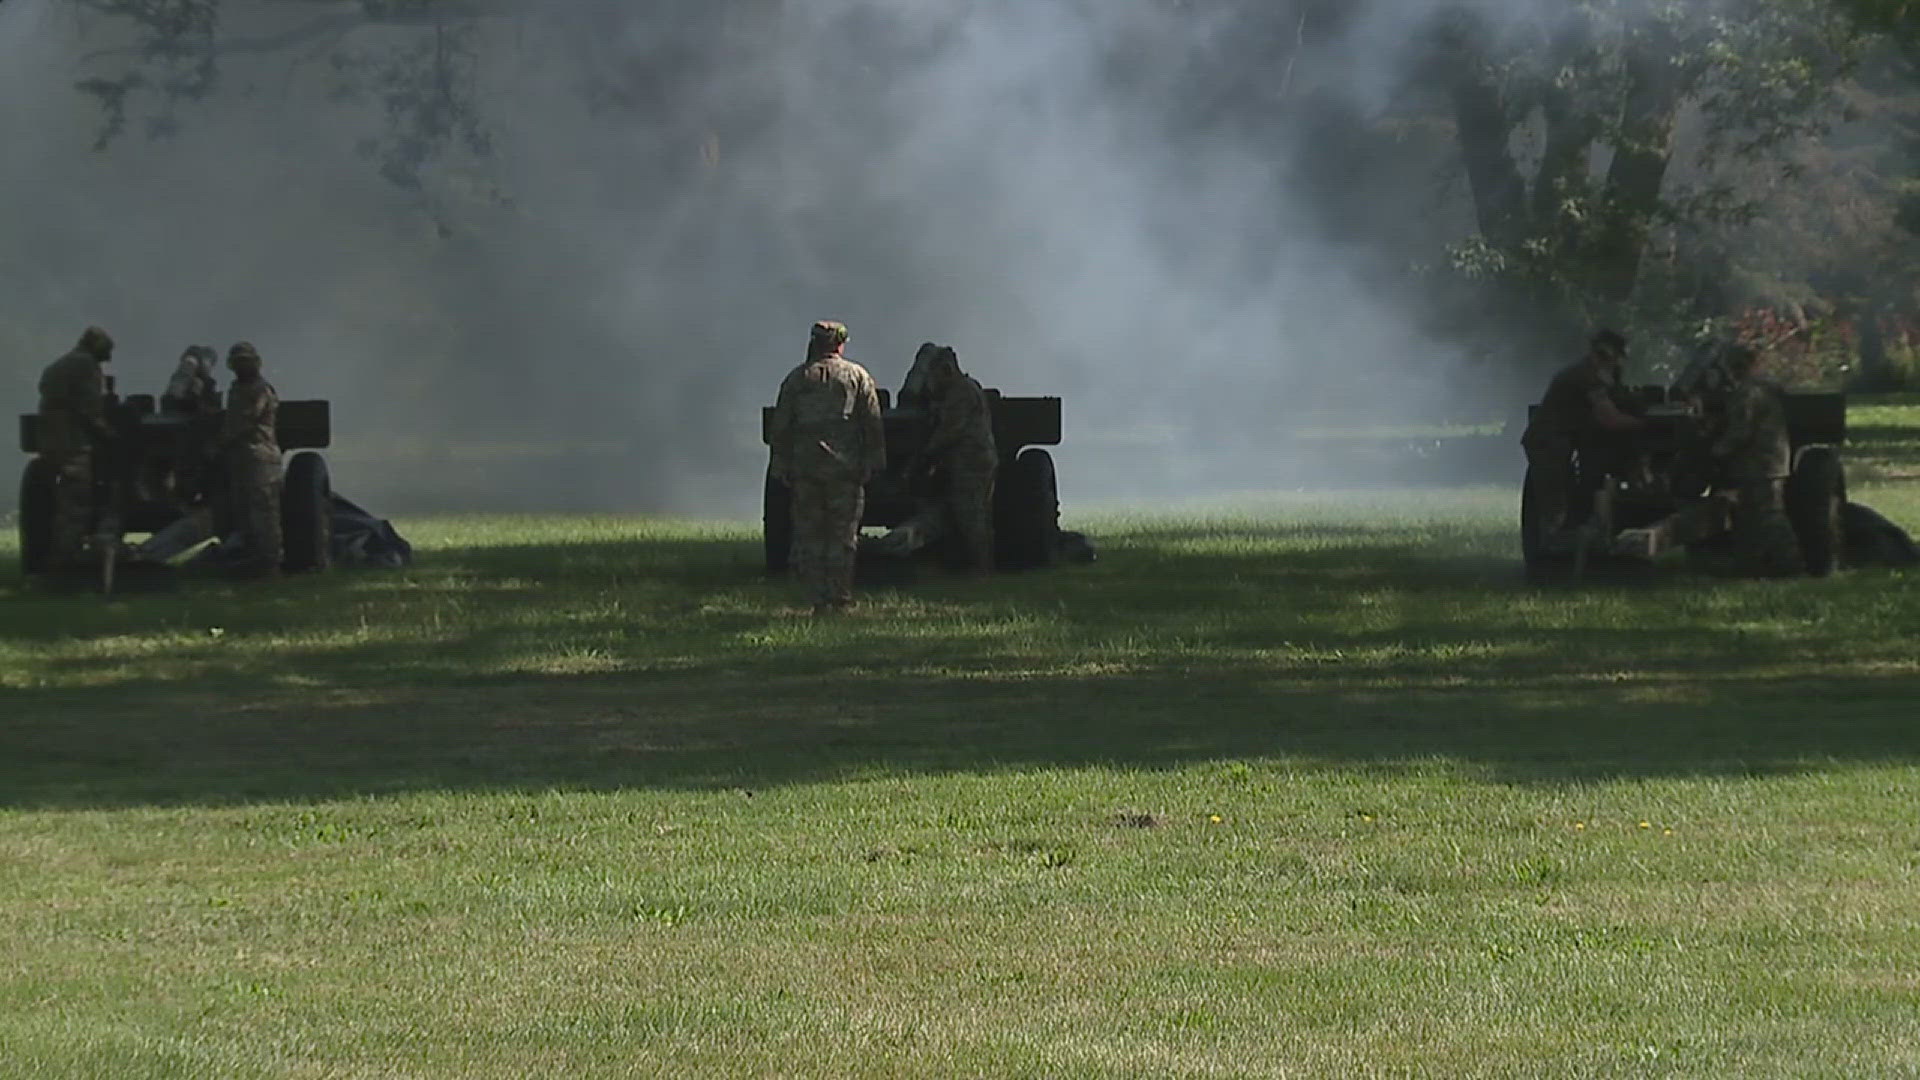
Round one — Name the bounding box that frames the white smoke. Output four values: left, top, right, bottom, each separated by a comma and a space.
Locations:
0, 1, 1559, 513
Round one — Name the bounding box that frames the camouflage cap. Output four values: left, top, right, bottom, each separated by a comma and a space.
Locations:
76, 325, 115, 360
810, 321, 850, 350
227, 341, 262, 366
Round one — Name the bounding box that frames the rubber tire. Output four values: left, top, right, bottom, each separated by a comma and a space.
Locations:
996, 448, 1059, 570
19, 458, 55, 576
1520, 463, 1549, 569
281, 451, 332, 573
1785, 446, 1845, 577
763, 471, 793, 574
1520, 460, 1587, 573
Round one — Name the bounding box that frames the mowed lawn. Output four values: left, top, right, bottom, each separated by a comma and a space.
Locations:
3, 456, 1920, 1073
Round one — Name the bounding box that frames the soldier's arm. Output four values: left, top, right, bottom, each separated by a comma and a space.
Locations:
857, 372, 886, 476
1587, 388, 1642, 432
78, 363, 112, 437
767, 376, 796, 479
218, 386, 251, 450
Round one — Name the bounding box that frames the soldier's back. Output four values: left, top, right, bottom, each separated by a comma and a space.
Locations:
38, 351, 96, 413
1728, 380, 1791, 480
782, 357, 873, 420
1523, 360, 1603, 448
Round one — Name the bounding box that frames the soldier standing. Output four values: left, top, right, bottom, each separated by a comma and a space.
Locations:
1706, 345, 1801, 575
36, 326, 116, 568
220, 342, 283, 575
1520, 329, 1646, 548
767, 320, 886, 614
915, 346, 998, 573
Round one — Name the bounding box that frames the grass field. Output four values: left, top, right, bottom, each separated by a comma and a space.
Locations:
4, 431, 1920, 1075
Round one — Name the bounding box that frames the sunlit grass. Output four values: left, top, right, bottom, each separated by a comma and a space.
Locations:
3, 477, 1920, 1076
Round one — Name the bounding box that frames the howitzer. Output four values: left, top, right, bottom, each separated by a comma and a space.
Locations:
1521, 374, 1849, 577
18, 392, 336, 586
760, 388, 1065, 572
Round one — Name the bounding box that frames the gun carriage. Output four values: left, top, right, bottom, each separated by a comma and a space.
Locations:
760, 389, 1064, 572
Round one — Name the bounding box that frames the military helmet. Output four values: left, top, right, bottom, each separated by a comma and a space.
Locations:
227, 341, 262, 371
76, 325, 115, 361
811, 320, 850, 350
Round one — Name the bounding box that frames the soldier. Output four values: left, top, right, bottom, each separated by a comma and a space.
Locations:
898, 341, 942, 409
912, 346, 998, 573
1711, 346, 1802, 575
36, 326, 117, 568
1520, 329, 1646, 548
768, 320, 886, 614
219, 342, 283, 575
1613, 345, 1800, 574
161, 345, 221, 416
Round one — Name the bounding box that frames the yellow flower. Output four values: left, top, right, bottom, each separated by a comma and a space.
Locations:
1663, 828, 1674, 836
1574, 821, 1586, 831
1208, 815, 1223, 824
1638, 821, 1651, 829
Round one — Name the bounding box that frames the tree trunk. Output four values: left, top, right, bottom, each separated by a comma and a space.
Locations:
1590, 20, 1689, 308
1449, 69, 1528, 249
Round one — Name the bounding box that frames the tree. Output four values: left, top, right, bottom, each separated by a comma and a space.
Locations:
1420, 0, 1864, 360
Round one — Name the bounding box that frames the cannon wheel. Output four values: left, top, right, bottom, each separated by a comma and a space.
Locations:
1520, 463, 1551, 570
996, 448, 1059, 570
1786, 446, 1846, 577
1519, 461, 1586, 574
18, 458, 55, 576
763, 471, 793, 574
281, 451, 332, 573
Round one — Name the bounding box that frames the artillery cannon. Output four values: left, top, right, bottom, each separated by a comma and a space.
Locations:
18, 387, 335, 587
1520, 356, 1849, 577
760, 389, 1065, 572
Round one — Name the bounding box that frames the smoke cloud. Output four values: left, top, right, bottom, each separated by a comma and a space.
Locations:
1, 1, 1549, 515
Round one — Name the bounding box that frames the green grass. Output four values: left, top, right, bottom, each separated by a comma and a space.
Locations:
4, 484, 1920, 1077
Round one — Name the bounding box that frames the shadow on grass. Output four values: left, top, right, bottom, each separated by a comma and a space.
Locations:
3, 527, 1917, 809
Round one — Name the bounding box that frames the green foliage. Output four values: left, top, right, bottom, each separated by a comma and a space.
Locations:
1431, 0, 1869, 351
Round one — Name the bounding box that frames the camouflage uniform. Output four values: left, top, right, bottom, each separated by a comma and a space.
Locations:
921, 350, 998, 571
162, 346, 221, 416
1708, 378, 1800, 575
36, 327, 115, 567
1521, 354, 1623, 539
768, 322, 885, 610
221, 343, 283, 571
1621, 374, 1800, 574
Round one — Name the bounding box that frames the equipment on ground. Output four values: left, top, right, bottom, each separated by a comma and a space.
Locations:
760, 389, 1068, 573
